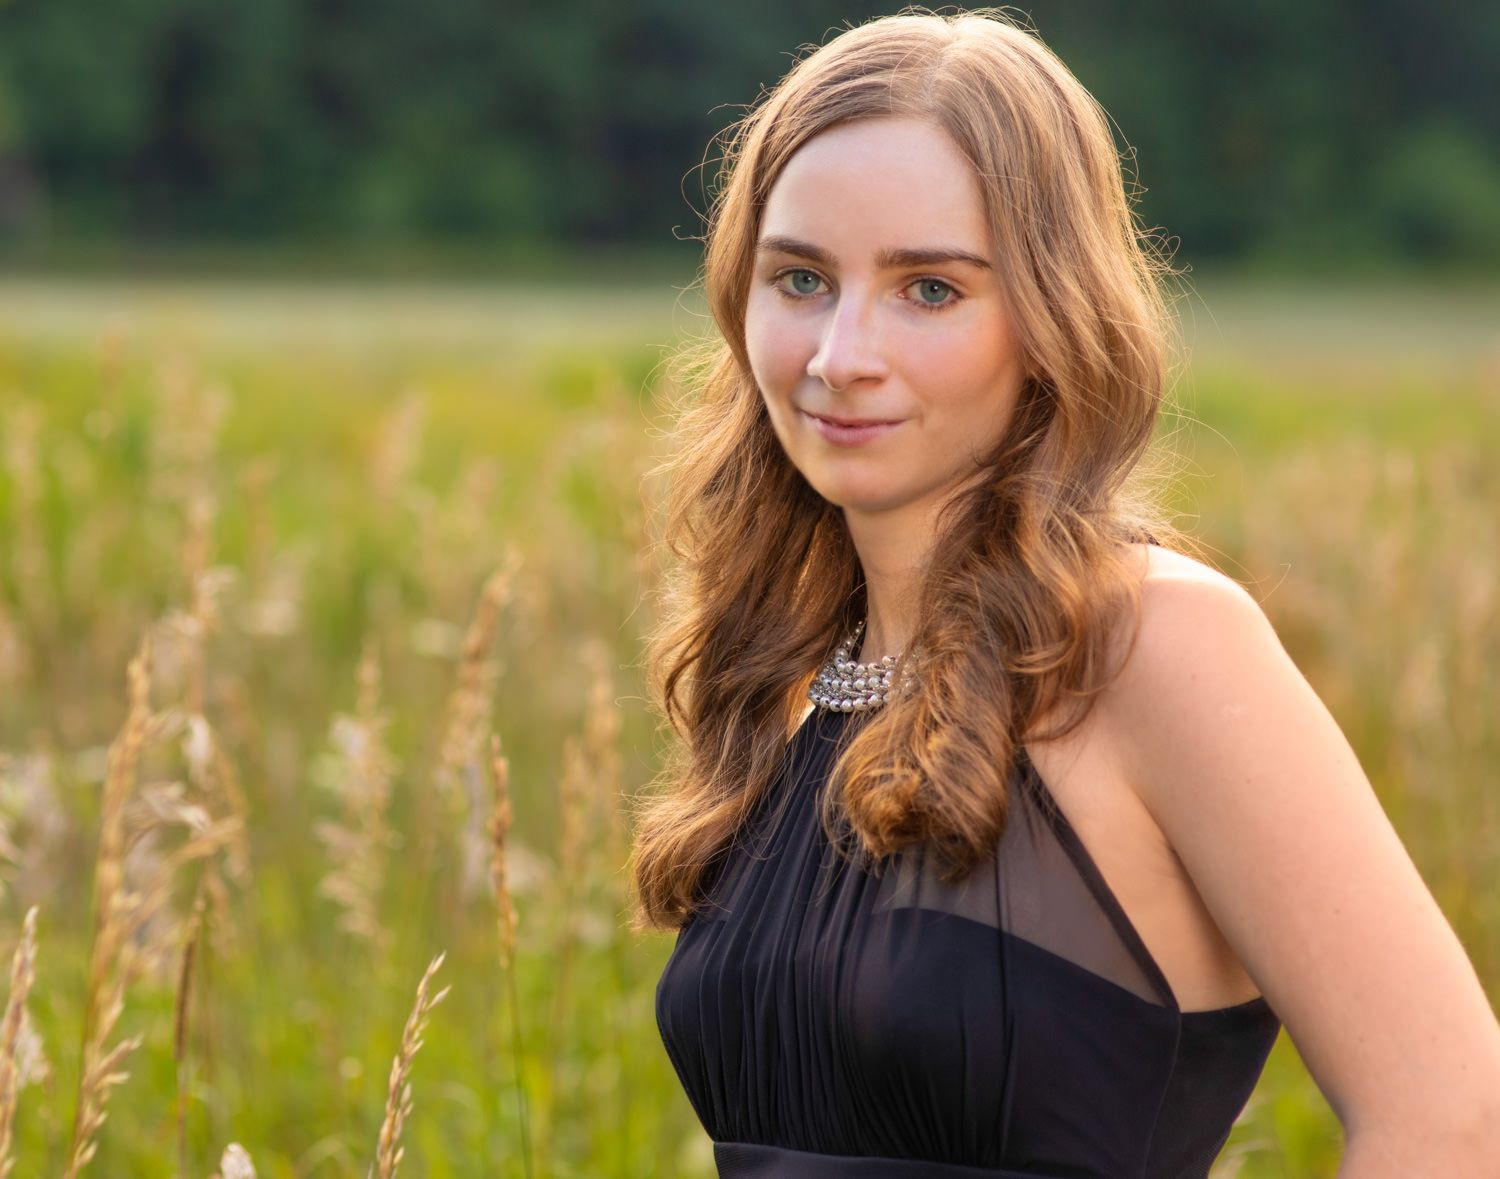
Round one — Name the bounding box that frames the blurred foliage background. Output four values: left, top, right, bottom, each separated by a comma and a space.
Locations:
0, 3, 1497, 1178
1, 0, 1499, 273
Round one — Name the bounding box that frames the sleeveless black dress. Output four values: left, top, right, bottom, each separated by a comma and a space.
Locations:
655, 705, 1281, 1177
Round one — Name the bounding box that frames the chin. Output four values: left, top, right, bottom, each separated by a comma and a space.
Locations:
808, 480, 905, 515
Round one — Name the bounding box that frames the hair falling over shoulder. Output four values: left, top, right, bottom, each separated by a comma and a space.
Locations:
628, 7, 1195, 934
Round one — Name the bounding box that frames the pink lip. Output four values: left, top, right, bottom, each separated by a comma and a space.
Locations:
801, 409, 904, 447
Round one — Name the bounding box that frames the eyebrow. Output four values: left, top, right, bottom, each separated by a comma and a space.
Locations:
756, 234, 992, 271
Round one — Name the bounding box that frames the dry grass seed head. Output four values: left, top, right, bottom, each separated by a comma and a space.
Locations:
435, 553, 522, 808
212, 1142, 257, 1179
0, 904, 41, 1179
372, 952, 451, 1179
488, 733, 518, 969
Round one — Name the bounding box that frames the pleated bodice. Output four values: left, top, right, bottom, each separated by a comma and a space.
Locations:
655, 705, 1280, 1177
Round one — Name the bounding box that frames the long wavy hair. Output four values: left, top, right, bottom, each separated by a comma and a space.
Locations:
629, 7, 1192, 933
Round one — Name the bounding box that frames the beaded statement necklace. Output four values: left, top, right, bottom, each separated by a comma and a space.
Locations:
808, 618, 916, 713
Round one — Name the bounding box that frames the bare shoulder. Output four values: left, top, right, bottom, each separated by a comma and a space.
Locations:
1134, 541, 1268, 619
1099, 541, 1295, 807
1097, 542, 1500, 1145
1110, 543, 1280, 698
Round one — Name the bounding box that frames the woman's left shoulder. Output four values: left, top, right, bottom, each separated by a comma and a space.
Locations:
1092, 540, 1299, 815
1097, 539, 1302, 796
1130, 540, 1268, 609
1100, 551, 1500, 1149
1112, 541, 1281, 683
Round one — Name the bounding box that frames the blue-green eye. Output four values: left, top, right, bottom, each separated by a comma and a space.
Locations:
779, 269, 824, 296
910, 278, 956, 307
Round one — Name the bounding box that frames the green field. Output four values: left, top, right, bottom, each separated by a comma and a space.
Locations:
0, 274, 1497, 1177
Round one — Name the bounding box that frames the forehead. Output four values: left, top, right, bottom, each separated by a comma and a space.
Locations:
760, 117, 992, 254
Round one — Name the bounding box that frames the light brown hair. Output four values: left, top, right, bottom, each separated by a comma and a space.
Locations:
629, 6, 1189, 932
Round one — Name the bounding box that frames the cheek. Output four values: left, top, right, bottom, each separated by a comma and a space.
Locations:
915, 313, 1007, 378
910, 319, 1023, 443
923, 314, 1020, 390
743, 304, 773, 396
744, 291, 808, 400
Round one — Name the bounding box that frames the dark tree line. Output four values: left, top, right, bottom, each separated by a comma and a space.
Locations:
1, 0, 1497, 268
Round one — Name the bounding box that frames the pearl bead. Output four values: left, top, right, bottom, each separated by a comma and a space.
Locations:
808, 618, 913, 714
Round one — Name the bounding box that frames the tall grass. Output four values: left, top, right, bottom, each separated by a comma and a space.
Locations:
0, 279, 1495, 1176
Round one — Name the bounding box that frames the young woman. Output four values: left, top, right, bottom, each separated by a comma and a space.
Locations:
631, 10, 1500, 1176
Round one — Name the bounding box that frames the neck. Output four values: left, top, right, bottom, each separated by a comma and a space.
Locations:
844, 505, 932, 664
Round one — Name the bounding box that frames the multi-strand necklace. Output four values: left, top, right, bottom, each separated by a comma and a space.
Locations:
808, 618, 914, 713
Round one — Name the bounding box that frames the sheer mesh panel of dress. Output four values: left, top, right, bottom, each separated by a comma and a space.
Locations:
871, 763, 1174, 1009
703, 707, 1173, 1010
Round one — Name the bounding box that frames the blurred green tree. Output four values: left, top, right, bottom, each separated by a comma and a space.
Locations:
0, 0, 1495, 269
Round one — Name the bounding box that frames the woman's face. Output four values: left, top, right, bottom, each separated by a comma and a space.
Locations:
745, 116, 1026, 530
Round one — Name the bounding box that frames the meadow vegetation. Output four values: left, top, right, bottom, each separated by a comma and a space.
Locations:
0, 276, 1496, 1177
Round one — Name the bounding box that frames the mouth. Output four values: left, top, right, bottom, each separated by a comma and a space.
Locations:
799, 409, 905, 447
803, 410, 903, 428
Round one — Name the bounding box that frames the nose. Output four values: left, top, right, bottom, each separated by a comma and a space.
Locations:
805, 291, 887, 391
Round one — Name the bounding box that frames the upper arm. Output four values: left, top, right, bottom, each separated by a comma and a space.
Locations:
1103, 556, 1500, 1144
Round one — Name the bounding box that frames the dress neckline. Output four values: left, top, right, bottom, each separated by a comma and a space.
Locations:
795, 704, 1273, 1021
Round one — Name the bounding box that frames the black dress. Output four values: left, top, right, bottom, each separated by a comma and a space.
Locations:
655, 705, 1281, 1177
